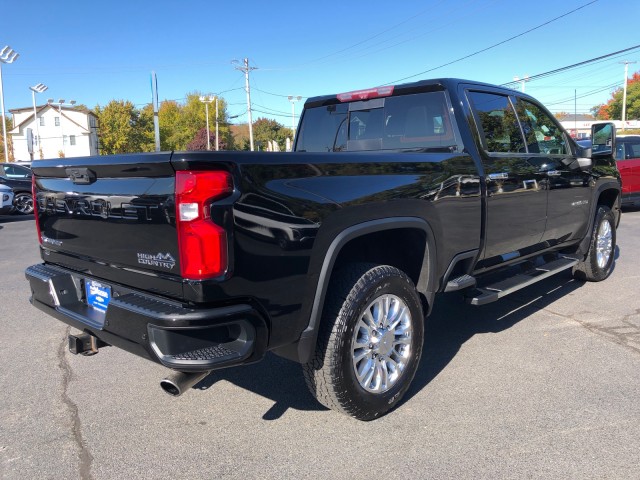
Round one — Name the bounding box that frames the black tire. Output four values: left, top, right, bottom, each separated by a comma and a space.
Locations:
13, 192, 34, 215
303, 263, 424, 421
573, 205, 616, 282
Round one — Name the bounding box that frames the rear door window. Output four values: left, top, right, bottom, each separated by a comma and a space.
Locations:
296, 91, 460, 153
467, 91, 525, 153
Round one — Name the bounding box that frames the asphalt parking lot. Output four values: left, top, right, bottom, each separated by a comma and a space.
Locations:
1, 211, 640, 480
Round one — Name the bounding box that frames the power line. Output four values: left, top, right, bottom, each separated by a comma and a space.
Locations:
501, 44, 640, 87
253, 87, 307, 99
252, 103, 293, 116
381, 0, 599, 86
544, 82, 620, 106
298, 0, 449, 65
252, 109, 293, 120
318, 0, 496, 66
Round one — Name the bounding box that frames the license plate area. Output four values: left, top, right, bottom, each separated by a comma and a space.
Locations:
85, 279, 111, 314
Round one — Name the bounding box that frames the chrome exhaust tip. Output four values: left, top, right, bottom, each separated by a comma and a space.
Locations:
160, 370, 211, 397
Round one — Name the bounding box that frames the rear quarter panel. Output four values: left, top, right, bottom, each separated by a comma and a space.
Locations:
172, 150, 482, 349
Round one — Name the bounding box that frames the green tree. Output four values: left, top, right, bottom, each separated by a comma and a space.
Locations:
592, 71, 640, 120
138, 104, 157, 152
158, 100, 182, 151
95, 100, 149, 154
158, 93, 232, 151
252, 117, 293, 151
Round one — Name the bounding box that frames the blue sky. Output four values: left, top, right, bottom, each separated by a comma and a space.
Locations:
2, 0, 639, 127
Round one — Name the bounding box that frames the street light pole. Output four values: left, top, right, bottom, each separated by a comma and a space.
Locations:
287, 95, 302, 136
47, 99, 76, 157
513, 75, 530, 93
0, 46, 19, 163
199, 95, 214, 150
29, 83, 48, 160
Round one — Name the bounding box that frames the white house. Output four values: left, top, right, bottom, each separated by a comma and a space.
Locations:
9, 104, 99, 161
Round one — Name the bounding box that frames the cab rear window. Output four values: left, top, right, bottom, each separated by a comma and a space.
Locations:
296, 92, 460, 153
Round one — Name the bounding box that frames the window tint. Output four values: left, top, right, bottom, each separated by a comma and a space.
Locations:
382, 92, 456, 151
616, 138, 640, 160
296, 91, 458, 152
39, 117, 45, 126
3, 165, 31, 179
468, 91, 524, 153
515, 99, 567, 155
296, 103, 348, 152
70, 135, 76, 146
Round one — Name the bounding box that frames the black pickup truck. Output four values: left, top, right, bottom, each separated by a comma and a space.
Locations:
26, 78, 621, 420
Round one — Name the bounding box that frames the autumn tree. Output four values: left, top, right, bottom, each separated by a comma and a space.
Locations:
592, 71, 640, 120
186, 127, 227, 151
0, 116, 14, 161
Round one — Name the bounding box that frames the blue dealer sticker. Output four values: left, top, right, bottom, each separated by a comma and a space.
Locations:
85, 280, 111, 313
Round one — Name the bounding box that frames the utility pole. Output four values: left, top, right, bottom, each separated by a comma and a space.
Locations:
620, 60, 637, 132
234, 58, 257, 151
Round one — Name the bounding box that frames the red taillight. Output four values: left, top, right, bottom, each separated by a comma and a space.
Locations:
32, 175, 42, 245
337, 86, 394, 102
175, 171, 233, 280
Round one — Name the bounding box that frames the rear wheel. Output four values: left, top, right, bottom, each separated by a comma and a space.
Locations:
303, 263, 424, 421
573, 205, 616, 281
13, 192, 34, 215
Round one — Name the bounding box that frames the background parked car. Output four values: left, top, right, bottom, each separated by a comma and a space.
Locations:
576, 136, 640, 207
0, 164, 33, 215
0, 184, 15, 215
1, 162, 32, 180
616, 135, 640, 207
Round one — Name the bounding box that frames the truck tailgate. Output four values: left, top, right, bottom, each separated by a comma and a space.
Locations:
31, 153, 183, 298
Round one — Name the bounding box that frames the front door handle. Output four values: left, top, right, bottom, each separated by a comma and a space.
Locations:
545, 170, 562, 177
487, 172, 509, 180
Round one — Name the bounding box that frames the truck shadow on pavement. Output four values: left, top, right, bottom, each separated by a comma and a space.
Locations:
404, 270, 586, 407
0, 214, 34, 224
196, 268, 594, 420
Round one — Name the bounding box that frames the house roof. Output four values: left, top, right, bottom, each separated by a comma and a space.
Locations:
9, 104, 95, 135
9, 104, 96, 116
558, 114, 595, 122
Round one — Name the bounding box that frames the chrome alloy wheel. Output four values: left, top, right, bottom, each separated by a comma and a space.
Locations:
596, 219, 613, 269
14, 193, 34, 215
351, 294, 413, 393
